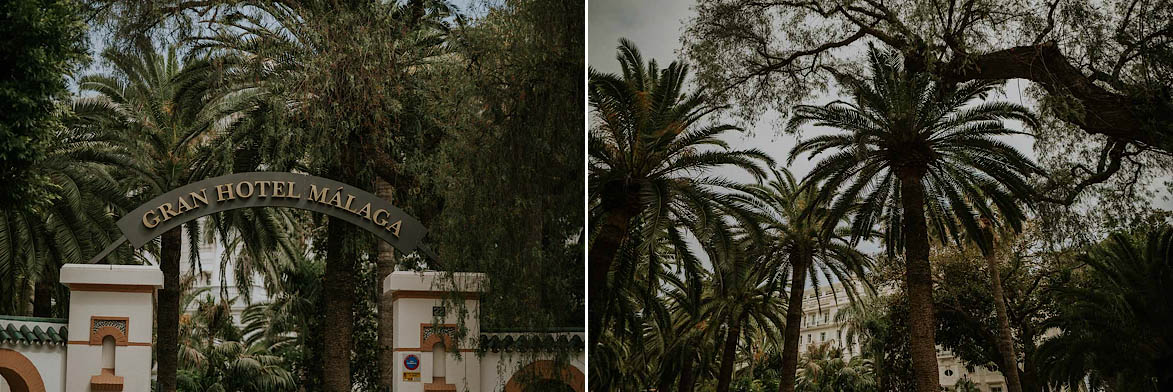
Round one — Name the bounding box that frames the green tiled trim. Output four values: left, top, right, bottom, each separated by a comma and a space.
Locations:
478, 333, 584, 353
0, 323, 67, 346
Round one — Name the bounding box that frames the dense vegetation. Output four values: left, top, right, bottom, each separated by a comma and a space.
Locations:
0, 0, 583, 391
591, 11, 1173, 390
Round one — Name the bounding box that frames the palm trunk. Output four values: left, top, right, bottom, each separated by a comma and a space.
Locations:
587, 186, 640, 350
715, 313, 744, 392
375, 177, 396, 392
898, 173, 940, 392
985, 241, 1023, 392
777, 250, 810, 392
157, 227, 182, 392
33, 278, 52, 317
678, 354, 696, 392
323, 216, 356, 391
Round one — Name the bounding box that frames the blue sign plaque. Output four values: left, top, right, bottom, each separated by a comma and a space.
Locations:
404, 354, 420, 370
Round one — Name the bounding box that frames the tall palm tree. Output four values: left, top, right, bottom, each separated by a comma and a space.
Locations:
976, 217, 1023, 392
730, 167, 872, 392
76, 42, 296, 392
588, 38, 772, 348
788, 46, 1039, 391
187, 3, 453, 388
0, 116, 131, 316
702, 239, 787, 392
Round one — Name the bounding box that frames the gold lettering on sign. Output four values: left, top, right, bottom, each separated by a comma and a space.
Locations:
236, 182, 254, 198
356, 203, 372, 221
373, 209, 390, 226
176, 196, 194, 214
255, 181, 270, 197
189, 189, 209, 206
216, 184, 235, 201
326, 189, 344, 208
309, 184, 329, 203
158, 203, 179, 220
287, 182, 301, 198
272, 181, 285, 198
387, 220, 402, 237
142, 210, 160, 228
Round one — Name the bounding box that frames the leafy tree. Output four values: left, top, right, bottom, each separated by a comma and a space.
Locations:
933, 222, 1076, 392
837, 277, 916, 392
788, 47, 1038, 391
431, 0, 585, 331
685, 0, 1173, 164
0, 0, 89, 205
1037, 225, 1173, 391
588, 38, 772, 349
730, 167, 871, 392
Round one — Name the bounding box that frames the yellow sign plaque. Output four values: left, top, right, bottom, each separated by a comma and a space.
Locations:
403, 372, 420, 382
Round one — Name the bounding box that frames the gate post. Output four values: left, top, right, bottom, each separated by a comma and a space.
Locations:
385, 271, 485, 392
60, 264, 162, 392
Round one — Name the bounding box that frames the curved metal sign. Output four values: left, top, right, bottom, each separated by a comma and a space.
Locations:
90, 172, 431, 263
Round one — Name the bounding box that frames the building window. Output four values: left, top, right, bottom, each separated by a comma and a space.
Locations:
991, 387, 1003, 392
944, 369, 953, 377
820, 332, 825, 342
807, 334, 811, 343
837, 329, 842, 341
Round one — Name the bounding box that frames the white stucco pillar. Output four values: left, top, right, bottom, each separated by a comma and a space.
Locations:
60, 264, 163, 392
385, 271, 484, 392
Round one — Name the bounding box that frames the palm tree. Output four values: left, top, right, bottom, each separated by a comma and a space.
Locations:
177, 280, 295, 392
730, 167, 872, 392
588, 38, 772, 348
702, 239, 787, 392
1037, 225, 1173, 391
787, 46, 1039, 391
76, 42, 296, 392
794, 341, 877, 392
186, 3, 453, 388
0, 116, 132, 317
976, 217, 1023, 392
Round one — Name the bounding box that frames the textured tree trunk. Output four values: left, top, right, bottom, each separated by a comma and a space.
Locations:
985, 238, 1023, 392
32, 278, 52, 317
157, 227, 182, 392
678, 354, 696, 392
898, 173, 941, 392
777, 250, 810, 392
375, 177, 396, 392
715, 313, 744, 392
587, 186, 640, 349
323, 217, 356, 391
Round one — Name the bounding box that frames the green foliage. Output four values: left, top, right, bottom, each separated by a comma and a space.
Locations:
177, 282, 295, 392
788, 46, 1040, 255
0, 113, 132, 317
932, 224, 1075, 392
837, 288, 916, 392
431, 0, 586, 330
794, 342, 877, 392
1037, 225, 1173, 391
0, 0, 89, 206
